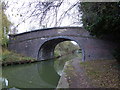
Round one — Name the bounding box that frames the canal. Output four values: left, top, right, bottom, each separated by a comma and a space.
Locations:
2, 52, 82, 89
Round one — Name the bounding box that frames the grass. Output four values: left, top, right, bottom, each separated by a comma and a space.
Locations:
1, 48, 36, 63
80, 60, 120, 88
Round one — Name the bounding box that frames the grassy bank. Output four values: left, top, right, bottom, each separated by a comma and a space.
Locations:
1, 48, 36, 63
80, 60, 120, 88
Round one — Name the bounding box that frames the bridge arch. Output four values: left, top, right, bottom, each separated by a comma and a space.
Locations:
8, 27, 115, 61
37, 36, 85, 61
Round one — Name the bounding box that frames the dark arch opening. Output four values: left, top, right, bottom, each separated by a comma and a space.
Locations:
37, 37, 84, 61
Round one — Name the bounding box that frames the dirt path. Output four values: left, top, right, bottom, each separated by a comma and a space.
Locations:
65, 58, 93, 88
58, 58, 120, 89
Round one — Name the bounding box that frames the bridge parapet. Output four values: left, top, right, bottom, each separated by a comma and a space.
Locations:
9, 27, 91, 44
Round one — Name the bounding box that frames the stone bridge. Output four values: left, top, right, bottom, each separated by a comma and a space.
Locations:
8, 27, 115, 61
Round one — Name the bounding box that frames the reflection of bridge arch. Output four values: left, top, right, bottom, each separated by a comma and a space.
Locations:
3, 61, 60, 88
37, 36, 84, 61
9, 27, 115, 61
37, 60, 60, 87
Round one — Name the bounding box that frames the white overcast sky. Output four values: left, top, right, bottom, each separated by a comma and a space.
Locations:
4, 0, 119, 34
4, 0, 83, 34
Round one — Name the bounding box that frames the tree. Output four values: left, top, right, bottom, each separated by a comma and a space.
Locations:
54, 41, 79, 57
4, 0, 81, 32
0, 2, 11, 47
80, 2, 120, 62
80, 2, 120, 40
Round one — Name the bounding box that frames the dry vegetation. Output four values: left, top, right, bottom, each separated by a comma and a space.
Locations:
80, 59, 120, 88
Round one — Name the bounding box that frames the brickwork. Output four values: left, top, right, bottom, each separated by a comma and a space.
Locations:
8, 27, 115, 61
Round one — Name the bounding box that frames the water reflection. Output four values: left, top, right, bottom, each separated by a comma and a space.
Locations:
2, 61, 60, 88
37, 60, 60, 87
2, 52, 81, 88
54, 52, 82, 76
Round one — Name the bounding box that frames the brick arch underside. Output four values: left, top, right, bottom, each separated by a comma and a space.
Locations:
37, 37, 84, 61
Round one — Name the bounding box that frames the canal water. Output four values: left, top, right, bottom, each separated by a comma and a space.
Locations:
2, 52, 82, 89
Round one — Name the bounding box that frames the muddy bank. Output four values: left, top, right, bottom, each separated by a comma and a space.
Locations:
1, 56, 61, 67
1, 52, 75, 67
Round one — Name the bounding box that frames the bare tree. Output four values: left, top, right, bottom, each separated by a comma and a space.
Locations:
4, 0, 82, 33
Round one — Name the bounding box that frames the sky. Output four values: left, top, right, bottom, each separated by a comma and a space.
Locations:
4, 0, 82, 34
5, 0, 119, 34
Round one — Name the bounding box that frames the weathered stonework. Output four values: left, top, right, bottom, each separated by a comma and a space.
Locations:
8, 27, 115, 61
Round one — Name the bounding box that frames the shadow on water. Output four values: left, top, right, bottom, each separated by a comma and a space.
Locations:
2, 52, 82, 89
